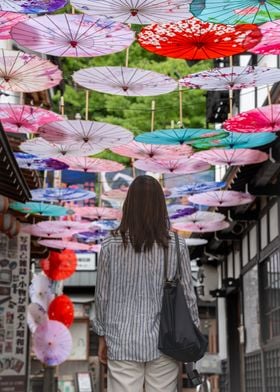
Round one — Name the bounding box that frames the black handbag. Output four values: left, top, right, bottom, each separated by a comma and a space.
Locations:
158, 233, 208, 362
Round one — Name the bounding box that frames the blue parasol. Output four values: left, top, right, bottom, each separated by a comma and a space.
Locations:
165, 181, 226, 198
9, 201, 69, 217
74, 230, 108, 243
167, 204, 197, 219
14, 153, 69, 171
31, 188, 96, 202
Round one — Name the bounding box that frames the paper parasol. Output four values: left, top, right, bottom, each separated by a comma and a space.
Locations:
134, 158, 210, 174
0, 50, 62, 92
38, 220, 91, 234
11, 14, 134, 58
0, 0, 68, 13
72, 66, 178, 96
29, 273, 54, 310
33, 320, 72, 366
250, 21, 280, 55
38, 120, 133, 154
74, 230, 108, 243
71, 0, 191, 24
176, 211, 226, 223
111, 141, 193, 160
173, 220, 230, 233
48, 295, 74, 328
38, 239, 95, 251
59, 157, 124, 173
101, 187, 129, 201
185, 238, 208, 246
193, 149, 268, 166
179, 66, 280, 91
14, 153, 69, 171
20, 138, 97, 158
27, 303, 48, 334
223, 105, 280, 133
0, 104, 62, 134
41, 249, 77, 281
73, 206, 122, 220
135, 128, 227, 145
0, 12, 27, 40
192, 132, 277, 150
9, 201, 70, 217
167, 204, 197, 219
138, 18, 261, 60
31, 188, 96, 202
190, 0, 280, 25
165, 181, 226, 198
90, 220, 119, 231
188, 190, 255, 207
21, 224, 71, 239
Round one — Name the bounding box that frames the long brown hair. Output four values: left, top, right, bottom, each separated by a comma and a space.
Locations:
115, 175, 170, 252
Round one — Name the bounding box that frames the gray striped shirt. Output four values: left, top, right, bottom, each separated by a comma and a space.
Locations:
92, 232, 200, 362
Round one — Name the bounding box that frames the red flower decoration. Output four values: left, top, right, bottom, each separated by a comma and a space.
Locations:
48, 295, 74, 328
40, 249, 77, 281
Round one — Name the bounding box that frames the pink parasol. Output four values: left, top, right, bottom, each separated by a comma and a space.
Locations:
173, 220, 230, 233
176, 211, 226, 224
73, 206, 122, 221
0, 12, 27, 40
250, 20, 280, 55
27, 303, 48, 334
72, 66, 177, 96
0, 50, 62, 92
111, 141, 193, 160
21, 224, 72, 239
71, 0, 191, 25
29, 273, 54, 311
33, 320, 72, 366
193, 149, 268, 166
37, 220, 91, 234
0, 104, 62, 134
179, 66, 280, 90
20, 138, 97, 159
188, 190, 255, 207
38, 120, 133, 154
223, 105, 280, 133
38, 239, 95, 251
60, 157, 124, 173
133, 158, 210, 174
102, 187, 129, 201
11, 14, 134, 58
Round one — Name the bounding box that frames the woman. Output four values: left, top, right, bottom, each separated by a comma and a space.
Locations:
92, 175, 200, 392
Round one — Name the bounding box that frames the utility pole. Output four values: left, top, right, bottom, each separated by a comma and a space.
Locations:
43, 366, 57, 392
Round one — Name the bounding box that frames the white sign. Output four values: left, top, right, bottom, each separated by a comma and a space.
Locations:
76, 373, 93, 392
76, 253, 96, 271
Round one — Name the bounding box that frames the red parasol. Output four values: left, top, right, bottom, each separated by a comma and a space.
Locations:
0, 50, 62, 92
133, 157, 210, 174
189, 190, 255, 207
60, 157, 124, 173
111, 141, 193, 160
73, 206, 122, 221
138, 17, 261, 60
0, 12, 27, 40
38, 239, 98, 252
48, 295, 74, 328
173, 220, 230, 233
41, 250, 77, 281
193, 149, 268, 166
223, 105, 280, 133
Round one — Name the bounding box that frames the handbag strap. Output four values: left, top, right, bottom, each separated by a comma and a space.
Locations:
163, 232, 182, 282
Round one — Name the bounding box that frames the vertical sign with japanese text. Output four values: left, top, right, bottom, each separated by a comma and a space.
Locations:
0, 233, 30, 392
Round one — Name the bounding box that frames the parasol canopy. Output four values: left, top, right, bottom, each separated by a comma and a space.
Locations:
189, 190, 255, 207
193, 149, 268, 166
27, 303, 48, 334
223, 105, 280, 133
71, 0, 191, 25
250, 20, 280, 55
14, 153, 69, 171
31, 187, 96, 202
190, 0, 280, 25
48, 295, 74, 328
90, 220, 119, 230
101, 187, 128, 201
179, 66, 280, 91
73, 206, 122, 220
175, 211, 226, 223
0, 104, 62, 134
185, 238, 208, 246
0, 50, 62, 92
38, 239, 99, 251
133, 157, 210, 174
21, 224, 71, 239
173, 220, 230, 233
135, 128, 227, 145
12, 14, 134, 58
33, 320, 72, 366
9, 201, 70, 217
167, 204, 197, 219
138, 17, 261, 60
165, 181, 226, 198
37, 220, 91, 234
192, 132, 277, 150
41, 250, 77, 281
29, 273, 54, 310
0, 0, 68, 13
111, 141, 193, 160
74, 230, 108, 243
72, 66, 178, 96
38, 120, 133, 154
0, 12, 27, 40
59, 157, 124, 173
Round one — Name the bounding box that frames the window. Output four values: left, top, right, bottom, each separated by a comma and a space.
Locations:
260, 249, 280, 342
